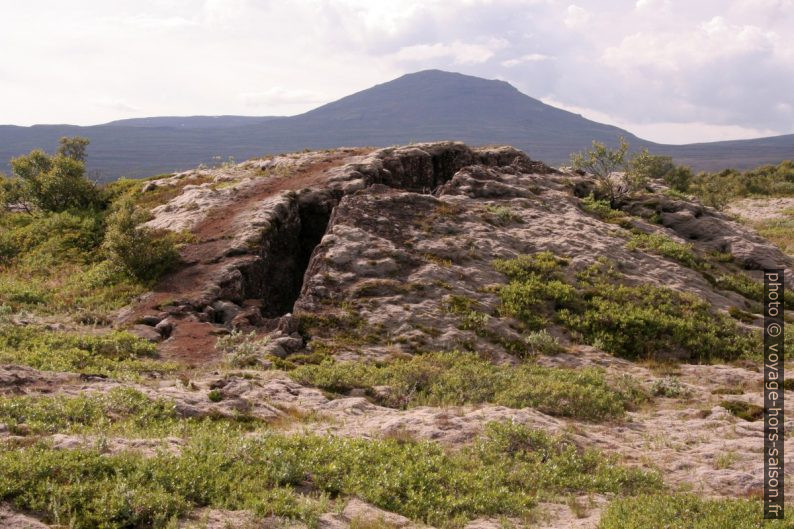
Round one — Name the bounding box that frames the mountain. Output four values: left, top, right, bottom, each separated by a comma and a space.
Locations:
0, 70, 791, 180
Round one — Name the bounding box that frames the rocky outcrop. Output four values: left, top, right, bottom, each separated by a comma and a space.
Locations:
120, 141, 792, 365
121, 142, 555, 355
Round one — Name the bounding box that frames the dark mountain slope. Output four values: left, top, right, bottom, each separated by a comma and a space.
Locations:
0, 70, 790, 180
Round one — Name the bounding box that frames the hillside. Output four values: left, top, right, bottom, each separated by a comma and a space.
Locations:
0, 70, 792, 180
0, 142, 792, 528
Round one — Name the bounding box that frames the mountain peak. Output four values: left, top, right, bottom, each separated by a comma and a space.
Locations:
1, 70, 791, 179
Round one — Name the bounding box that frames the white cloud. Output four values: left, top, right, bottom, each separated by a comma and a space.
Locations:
501, 53, 551, 67
563, 5, 591, 28
389, 38, 508, 65
635, 0, 670, 10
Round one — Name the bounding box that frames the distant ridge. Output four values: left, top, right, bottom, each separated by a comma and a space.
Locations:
0, 70, 791, 180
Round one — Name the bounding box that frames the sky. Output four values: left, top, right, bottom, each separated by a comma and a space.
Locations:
1, 0, 792, 144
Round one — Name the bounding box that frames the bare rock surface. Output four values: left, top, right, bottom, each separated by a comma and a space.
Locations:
0, 504, 50, 529
728, 197, 794, 222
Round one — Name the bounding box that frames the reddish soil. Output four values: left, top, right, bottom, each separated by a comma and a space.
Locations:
121, 148, 372, 366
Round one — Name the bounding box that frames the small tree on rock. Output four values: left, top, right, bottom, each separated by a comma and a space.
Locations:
570, 137, 630, 206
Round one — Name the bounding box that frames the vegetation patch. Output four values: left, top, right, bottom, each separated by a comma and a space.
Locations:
688, 160, 794, 208
216, 330, 270, 368
626, 231, 702, 269
295, 307, 385, 361
0, 325, 176, 379
559, 283, 756, 361
0, 212, 146, 314
482, 205, 523, 226
720, 400, 764, 421
714, 273, 794, 311
291, 351, 644, 421
0, 388, 170, 435
649, 377, 692, 398
0, 139, 182, 316
754, 214, 794, 256
598, 494, 792, 529
0, 422, 660, 529
579, 194, 629, 225
493, 253, 757, 362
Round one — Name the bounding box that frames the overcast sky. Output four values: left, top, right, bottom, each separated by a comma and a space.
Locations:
2, 0, 792, 144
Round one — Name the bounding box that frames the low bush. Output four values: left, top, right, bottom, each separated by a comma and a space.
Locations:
216, 330, 270, 367
291, 351, 644, 421
580, 194, 626, 222
598, 494, 792, 529
649, 377, 692, 398
7, 142, 104, 213
493, 251, 568, 282
493, 253, 757, 362
626, 231, 701, 269
0, 388, 176, 435
497, 277, 578, 329
482, 205, 522, 226
715, 273, 794, 311
0, 210, 104, 267
525, 329, 565, 355
102, 198, 180, 282
688, 160, 794, 209
0, 325, 175, 379
559, 283, 756, 361
0, 210, 147, 315
720, 399, 764, 421
0, 422, 661, 529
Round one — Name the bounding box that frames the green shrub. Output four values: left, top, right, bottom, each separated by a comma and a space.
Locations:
9, 142, 103, 213
570, 138, 631, 205
580, 194, 626, 222
102, 198, 180, 282
216, 330, 269, 367
558, 284, 755, 361
525, 329, 565, 355
0, 210, 147, 315
0, 388, 176, 435
663, 166, 694, 193
291, 352, 643, 421
720, 400, 764, 421
0, 210, 104, 267
0, 325, 175, 379
0, 422, 660, 529
715, 273, 794, 311
599, 494, 792, 529
493, 251, 568, 282
483, 205, 522, 225
728, 306, 756, 323
492, 253, 755, 362
649, 377, 692, 398
498, 277, 577, 329
687, 160, 794, 208
626, 232, 701, 269
627, 150, 675, 190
